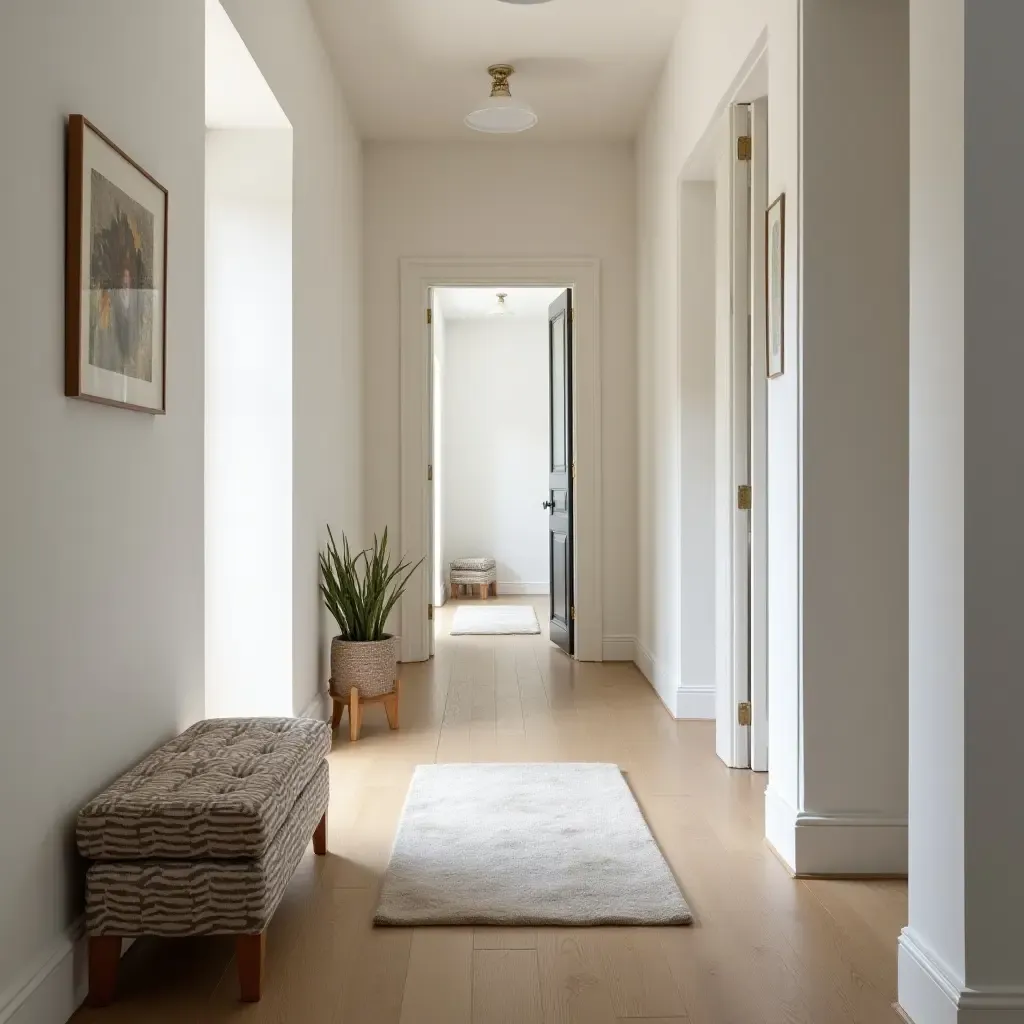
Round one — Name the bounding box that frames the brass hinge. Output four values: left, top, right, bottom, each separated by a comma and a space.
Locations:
737, 135, 752, 161
427, 463, 433, 481
738, 701, 751, 726
570, 307, 575, 326
426, 308, 432, 324
571, 461, 576, 480
570, 605, 576, 621
737, 484, 752, 510
427, 603, 434, 621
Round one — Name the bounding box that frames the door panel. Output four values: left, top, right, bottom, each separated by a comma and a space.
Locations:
548, 289, 574, 656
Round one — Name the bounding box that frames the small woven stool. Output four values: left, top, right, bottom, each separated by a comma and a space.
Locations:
450, 557, 497, 599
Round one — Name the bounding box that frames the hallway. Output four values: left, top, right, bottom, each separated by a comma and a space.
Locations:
74, 598, 906, 1024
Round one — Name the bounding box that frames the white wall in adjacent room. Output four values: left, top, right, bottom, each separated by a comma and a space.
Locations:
442, 315, 550, 592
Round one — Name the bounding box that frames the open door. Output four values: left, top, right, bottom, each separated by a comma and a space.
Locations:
546, 289, 574, 656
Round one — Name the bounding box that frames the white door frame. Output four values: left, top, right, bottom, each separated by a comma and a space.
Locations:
716, 105, 753, 768
398, 257, 603, 663
749, 97, 769, 772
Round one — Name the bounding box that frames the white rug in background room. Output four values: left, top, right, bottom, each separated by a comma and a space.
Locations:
374, 763, 692, 926
450, 603, 541, 635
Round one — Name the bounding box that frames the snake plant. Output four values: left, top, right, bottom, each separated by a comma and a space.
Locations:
319, 527, 422, 642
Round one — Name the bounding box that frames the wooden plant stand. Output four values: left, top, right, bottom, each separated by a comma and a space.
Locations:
330, 680, 400, 741
453, 581, 497, 600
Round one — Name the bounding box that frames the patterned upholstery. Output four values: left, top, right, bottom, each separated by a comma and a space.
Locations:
450, 557, 496, 571
450, 557, 497, 586
77, 718, 330, 861
85, 761, 329, 937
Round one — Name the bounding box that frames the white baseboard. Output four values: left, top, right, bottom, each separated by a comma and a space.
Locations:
299, 690, 330, 722
676, 686, 715, 720
898, 928, 1024, 1023
0, 919, 138, 1024
602, 634, 636, 661
495, 582, 548, 596
0, 917, 85, 1024
634, 639, 655, 683
764, 786, 908, 876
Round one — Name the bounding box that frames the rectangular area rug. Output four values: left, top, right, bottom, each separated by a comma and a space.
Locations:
450, 604, 541, 636
374, 763, 691, 926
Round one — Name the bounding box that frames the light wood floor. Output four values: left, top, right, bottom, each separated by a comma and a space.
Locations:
74, 597, 906, 1023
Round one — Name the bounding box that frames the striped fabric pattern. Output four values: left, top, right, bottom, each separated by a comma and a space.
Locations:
85, 760, 329, 937
450, 558, 497, 587
77, 718, 330, 861
450, 558, 496, 571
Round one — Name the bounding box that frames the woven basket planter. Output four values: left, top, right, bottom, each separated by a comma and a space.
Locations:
329, 635, 399, 699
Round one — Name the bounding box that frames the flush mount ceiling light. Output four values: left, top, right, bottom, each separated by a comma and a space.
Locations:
464, 65, 537, 134
487, 292, 515, 316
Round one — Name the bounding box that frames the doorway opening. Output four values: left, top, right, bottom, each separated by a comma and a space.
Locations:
398, 258, 603, 665
429, 287, 569, 653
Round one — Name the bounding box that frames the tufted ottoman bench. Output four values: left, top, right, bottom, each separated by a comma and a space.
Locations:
76, 717, 330, 1005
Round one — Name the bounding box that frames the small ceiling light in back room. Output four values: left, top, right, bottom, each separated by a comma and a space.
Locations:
464, 65, 537, 134
487, 293, 515, 316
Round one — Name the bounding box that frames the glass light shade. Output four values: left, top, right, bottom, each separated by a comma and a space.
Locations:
464, 96, 537, 134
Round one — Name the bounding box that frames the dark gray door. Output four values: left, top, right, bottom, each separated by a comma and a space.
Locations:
546, 289, 574, 655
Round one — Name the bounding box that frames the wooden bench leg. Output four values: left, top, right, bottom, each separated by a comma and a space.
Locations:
478, 583, 487, 600
349, 687, 362, 742
87, 936, 121, 1007
237, 932, 266, 1002
313, 810, 327, 855
489, 580, 497, 597
384, 679, 401, 730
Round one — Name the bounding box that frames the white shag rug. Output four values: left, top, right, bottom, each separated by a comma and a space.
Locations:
450, 604, 541, 636
374, 763, 691, 927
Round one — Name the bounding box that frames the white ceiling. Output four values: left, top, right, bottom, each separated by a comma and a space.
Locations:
205, 0, 289, 129
308, 0, 687, 141
436, 287, 564, 320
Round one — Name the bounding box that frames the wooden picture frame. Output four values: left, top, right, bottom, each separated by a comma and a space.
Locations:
66, 115, 168, 413
765, 192, 785, 379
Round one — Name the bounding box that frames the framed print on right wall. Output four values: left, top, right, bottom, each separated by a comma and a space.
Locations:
766, 192, 785, 379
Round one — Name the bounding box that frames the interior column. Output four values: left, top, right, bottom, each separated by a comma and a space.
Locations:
899, 1, 1024, 1019
765, 0, 911, 875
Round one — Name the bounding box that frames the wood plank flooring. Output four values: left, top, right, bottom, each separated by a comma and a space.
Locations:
72, 597, 906, 1023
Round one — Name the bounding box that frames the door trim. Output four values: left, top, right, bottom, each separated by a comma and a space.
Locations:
398, 256, 603, 663
715, 105, 752, 768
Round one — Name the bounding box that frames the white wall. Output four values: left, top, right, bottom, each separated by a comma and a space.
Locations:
442, 316, 550, 591
636, 0, 767, 716
0, 1, 361, 1018
364, 142, 636, 645
221, 0, 363, 715
205, 128, 293, 719
639, 0, 909, 870
0, 3, 206, 1020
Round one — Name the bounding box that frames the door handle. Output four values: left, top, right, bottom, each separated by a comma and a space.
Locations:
542, 500, 555, 510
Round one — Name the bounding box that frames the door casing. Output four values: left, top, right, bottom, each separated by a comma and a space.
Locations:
398, 257, 603, 664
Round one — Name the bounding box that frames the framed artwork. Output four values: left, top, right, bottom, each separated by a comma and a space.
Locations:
765, 192, 785, 379
65, 115, 168, 413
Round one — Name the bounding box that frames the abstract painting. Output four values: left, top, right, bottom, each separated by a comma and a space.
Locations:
66, 116, 167, 412
766, 193, 785, 379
